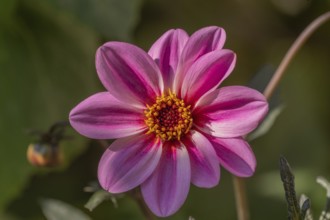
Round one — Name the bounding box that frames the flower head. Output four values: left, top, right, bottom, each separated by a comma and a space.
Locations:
69, 26, 268, 217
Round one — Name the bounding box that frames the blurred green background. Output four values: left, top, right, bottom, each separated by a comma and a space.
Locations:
1, 0, 330, 219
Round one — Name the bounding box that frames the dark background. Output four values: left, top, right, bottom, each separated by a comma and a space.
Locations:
1, 0, 330, 219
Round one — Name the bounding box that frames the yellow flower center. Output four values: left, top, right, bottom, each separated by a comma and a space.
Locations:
144, 90, 193, 141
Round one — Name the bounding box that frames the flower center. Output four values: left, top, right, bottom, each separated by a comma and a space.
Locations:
144, 90, 193, 141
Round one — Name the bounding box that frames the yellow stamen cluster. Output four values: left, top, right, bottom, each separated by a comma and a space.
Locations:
144, 90, 193, 141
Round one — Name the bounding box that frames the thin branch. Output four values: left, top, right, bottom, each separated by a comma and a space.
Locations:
233, 176, 249, 220
131, 189, 155, 220
263, 11, 330, 100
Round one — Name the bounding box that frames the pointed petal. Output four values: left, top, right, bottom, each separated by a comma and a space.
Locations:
182, 130, 220, 188
141, 142, 191, 217
69, 92, 146, 139
195, 86, 268, 138
148, 29, 189, 89
181, 50, 236, 104
180, 26, 226, 72
208, 136, 256, 177
174, 26, 226, 93
96, 42, 164, 107
98, 134, 162, 193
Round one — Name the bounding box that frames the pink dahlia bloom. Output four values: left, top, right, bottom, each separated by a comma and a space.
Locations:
69, 26, 268, 217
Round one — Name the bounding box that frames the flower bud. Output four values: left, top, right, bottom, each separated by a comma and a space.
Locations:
27, 143, 62, 167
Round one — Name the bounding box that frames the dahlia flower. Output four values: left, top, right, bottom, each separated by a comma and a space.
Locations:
69, 26, 268, 217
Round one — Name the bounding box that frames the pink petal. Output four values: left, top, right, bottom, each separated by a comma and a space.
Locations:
180, 26, 226, 72
141, 142, 191, 217
98, 134, 162, 193
182, 130, 220, 188
194, 86, 268, 138
174, 26, 226, 93
148, 29, 189, 89
69, 92, 146, 139
96, 42, 164, 107
180, 50, 236, 105
207, 136, 256, 177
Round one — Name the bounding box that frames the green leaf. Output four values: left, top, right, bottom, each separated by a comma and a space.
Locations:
40, 198, 91, 220
45, 0, 144, 40
85, 190, 118, 212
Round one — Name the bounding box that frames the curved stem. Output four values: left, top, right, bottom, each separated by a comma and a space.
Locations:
233, 11, 330, 220
233, 176, 249, 220
132, 189, 155, 220
263, 11, 330, 100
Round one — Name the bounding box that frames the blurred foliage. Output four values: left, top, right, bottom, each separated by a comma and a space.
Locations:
279, 156, 305, 220
0, 0, 97, 215
0, 0, 330, 219
46, 0, 143, 41
84, 189, 119, 211
0, 0, 141, 217
40, 198, 91, 220
248, 104, 285, 141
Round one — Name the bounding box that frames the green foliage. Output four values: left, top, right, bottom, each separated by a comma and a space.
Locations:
40, 198, 91, 220
1, 0, 330, 219
85, 190, 119, 212
279, 156, 302, 220
278, 158, 330, 220
0, 0, 142, 215
248, 105, 285, 141
0, 0, 17, 24
46, 0, 143, 41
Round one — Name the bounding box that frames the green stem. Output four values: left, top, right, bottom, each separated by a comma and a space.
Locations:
132, 189, 155, 220
233, 176, 249, 220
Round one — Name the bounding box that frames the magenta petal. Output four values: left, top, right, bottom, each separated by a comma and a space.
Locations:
141, 142, 191, 217
180, 26, 226, 72
195, 86, 268, 138
180, 50, 236, 104
98, 134, 162, 193
182, 130, 220, 188
148, 29, 189, 89
174, 26, 226, 93
69, 92, 146, 139
208, 136, 256, 177
96, 42, 164, 106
